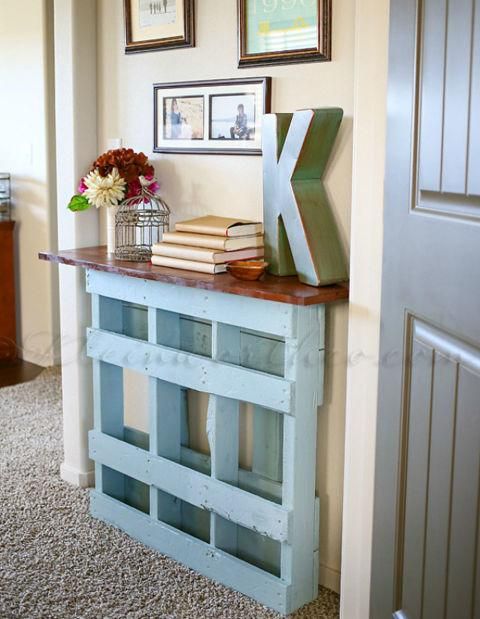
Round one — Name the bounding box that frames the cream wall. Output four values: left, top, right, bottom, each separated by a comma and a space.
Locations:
97, 0, 355, 592
0, 0, 59, 366
340, 0, 389, 616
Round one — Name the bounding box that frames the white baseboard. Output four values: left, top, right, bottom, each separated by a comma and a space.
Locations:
60, 462, 95, 488
19, 348, 57, 368
319, 563, 341, 594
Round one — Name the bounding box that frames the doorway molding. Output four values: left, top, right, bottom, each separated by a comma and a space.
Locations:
340, 1, 390, 617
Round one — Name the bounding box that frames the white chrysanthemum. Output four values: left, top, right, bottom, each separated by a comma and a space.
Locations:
84, 168, 126, 209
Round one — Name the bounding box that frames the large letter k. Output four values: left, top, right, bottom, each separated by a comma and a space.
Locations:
263, 108, 348, 286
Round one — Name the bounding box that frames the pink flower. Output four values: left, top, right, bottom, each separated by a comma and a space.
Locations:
77, 178, 88, 194
147, 181, 160, 194
126, 179, 142, 199
122, 174, 161, 200
140, 173, 159, 194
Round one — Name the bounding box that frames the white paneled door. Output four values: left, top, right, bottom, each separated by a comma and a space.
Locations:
372, 0, 480, 618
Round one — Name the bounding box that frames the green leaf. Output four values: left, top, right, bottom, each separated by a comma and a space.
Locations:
67, 194, 90, 212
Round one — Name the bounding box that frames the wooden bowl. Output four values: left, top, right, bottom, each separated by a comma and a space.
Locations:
226, 260, 269, 281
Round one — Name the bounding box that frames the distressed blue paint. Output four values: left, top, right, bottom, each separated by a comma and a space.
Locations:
208, 322, 241, 555
123, 427, 283, 503
281, 306, 322, 608
89, 430, 290, 543
87, 328, 294, 414
87, 270, 325, 615
86, 269, 297, 338
91, 491, 291, 614
314, 496, 320, 597
148, 308, 182, 527
123, 303, 148, 341
91, 294, 125, 499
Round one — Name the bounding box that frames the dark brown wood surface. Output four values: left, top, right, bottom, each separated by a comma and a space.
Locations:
0, 359, 43, 389
39, 246, 349, 306
0, 221, 16, 360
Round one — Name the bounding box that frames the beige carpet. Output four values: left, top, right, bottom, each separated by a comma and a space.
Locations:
0, 368, 340, 619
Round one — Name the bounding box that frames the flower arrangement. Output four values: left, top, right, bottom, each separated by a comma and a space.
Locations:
67, 148, 159, 211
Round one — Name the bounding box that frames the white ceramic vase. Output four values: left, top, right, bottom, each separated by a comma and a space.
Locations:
106, 205, 118, 254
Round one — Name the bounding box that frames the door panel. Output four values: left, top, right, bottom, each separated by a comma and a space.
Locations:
421, 350, 457, 618
441, 0, 475, 194
446, 366, 480, 618
400, 319, 480, 618
469, 4, 480, 196
475, 531, 480, 619
372, 0, 480, 617
417, 0, 447, 193
417, 0, 480, 220
400, 337, 433, 618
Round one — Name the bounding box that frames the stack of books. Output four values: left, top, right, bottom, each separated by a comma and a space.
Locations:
151, 215, 264, 274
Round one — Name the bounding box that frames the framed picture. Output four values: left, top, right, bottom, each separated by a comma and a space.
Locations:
153, 77, 272, 155
238, 0, 331, 68
124, 0, 195, 54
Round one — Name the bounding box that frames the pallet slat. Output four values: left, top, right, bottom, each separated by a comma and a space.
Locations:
91, 294, 125, 499
148, 308, 182, 526
89, 430, 291, 543
208, 322, 241, 554
87, 328, 294, 414
87, 269, 297, 338
91, 491, 291, 614
281, 305, 323, 610
124, 426, 285, 504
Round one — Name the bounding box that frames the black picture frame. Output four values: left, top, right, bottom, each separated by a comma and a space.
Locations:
153, 77, 272, 155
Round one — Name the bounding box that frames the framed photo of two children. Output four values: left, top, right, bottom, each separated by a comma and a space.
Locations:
153, 77, 272, 155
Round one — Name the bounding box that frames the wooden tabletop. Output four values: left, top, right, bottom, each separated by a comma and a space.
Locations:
39, 246, 349, 306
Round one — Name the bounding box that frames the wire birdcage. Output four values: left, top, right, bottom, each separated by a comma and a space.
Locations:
115, 187, 170, 262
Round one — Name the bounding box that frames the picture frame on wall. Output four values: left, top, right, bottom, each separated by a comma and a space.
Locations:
238, 0, 331, 67
124, 0, 195, 54
153, 77, 272, 155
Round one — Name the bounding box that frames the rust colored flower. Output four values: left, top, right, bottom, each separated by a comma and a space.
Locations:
92, 148, 154, 183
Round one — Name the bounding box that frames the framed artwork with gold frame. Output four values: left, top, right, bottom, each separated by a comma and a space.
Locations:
124, 0, 195, 54
238, 0, 331, 68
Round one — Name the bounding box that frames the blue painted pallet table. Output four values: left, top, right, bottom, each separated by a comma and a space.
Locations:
40, 247, 348, 615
